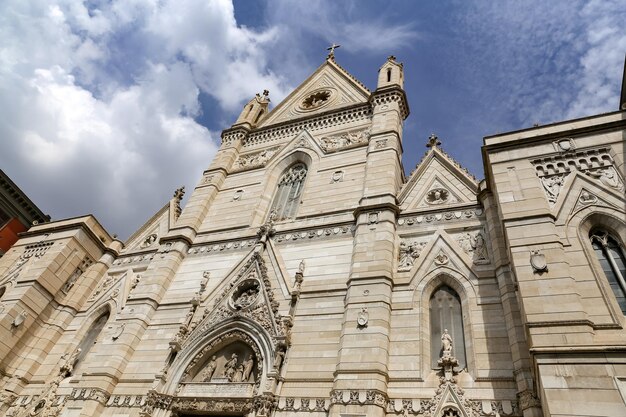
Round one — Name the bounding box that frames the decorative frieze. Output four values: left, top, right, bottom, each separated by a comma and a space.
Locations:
231, 146, 280, 172
112, 252, 155, 266
69, 387, 110, 405
106, 394, 145, 407
277, 397, 328, 412
274, 225, 354, 243
398, 208, 483, 227
319, 128, 370, 152
243, 106, 372, 148
187, 239, 256, 256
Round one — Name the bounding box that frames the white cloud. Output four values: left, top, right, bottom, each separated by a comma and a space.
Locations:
452, 0, 625, 127
0, 0, 291, 239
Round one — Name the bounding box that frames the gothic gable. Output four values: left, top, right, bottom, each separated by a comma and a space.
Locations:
184, 251, 291, 355
259, 59, 370, 127
400, 147, 478, 211
123, 202, 170, 252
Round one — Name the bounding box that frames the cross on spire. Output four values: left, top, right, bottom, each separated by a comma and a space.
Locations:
326, 43, 341, 59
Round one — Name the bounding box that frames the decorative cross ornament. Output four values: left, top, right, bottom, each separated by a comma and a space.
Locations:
426, 133, 441, 148
326, 43, 341, 58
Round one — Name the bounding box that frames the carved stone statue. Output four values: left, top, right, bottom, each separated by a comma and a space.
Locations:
441, 329, 453, 358
173, 186, 185, 218
232, 365, 244, 382
223, 353, 239, 381
298, 259, 305, 275
200, 356, 217, 382
274, 348, 285, 370
242, 355, 254, 382
60, 348, 81, 377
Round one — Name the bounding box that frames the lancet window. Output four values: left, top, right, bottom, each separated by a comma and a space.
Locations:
430, 285, 466, 369
74, 311, 110, 372
590, 230, 626, 314
269, 163, 308, 221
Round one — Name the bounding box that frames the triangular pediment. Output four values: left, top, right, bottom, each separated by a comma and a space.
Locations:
400, 148, 478, 211
259, 59, 370, 127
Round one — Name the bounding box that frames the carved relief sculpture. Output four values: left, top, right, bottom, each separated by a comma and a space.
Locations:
140, 233, 157, 248
586, 166, 624, 190
398, 240, 427, 271
232, 147, 279, 171
320, 128, 370, 152
426, 188, 450, 205
540, 174, 566, 205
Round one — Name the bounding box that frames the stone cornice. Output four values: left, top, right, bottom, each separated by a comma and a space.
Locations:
370, 86, 410, 119
241, 104, 372, 148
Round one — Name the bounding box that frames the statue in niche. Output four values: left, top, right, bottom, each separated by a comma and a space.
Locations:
274, 347, 286, 370
242, 355, 255, 382
201, 356, 217, 382
232, 365, 244, 382
223, 353, 239, 381
441, 329, 453, 358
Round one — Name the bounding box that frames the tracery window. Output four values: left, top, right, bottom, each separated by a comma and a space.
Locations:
269, 163, 307, 221
430, 285, 466, 369
590, 230, 626, 314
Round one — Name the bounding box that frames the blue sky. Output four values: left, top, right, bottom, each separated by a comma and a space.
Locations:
0, 0, 624, 239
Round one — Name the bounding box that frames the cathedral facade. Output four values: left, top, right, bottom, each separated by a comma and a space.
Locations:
0, 55, 625, 417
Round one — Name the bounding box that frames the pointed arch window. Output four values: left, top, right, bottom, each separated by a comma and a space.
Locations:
269, 163, 307, 221
430, 285, 466, 369
74, 311, 110, 373
590, 230, 626, 314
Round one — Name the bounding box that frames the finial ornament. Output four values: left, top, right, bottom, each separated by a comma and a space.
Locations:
426, 133, 441, 148
326, 43, 341, 59
262, 89, 270, 98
